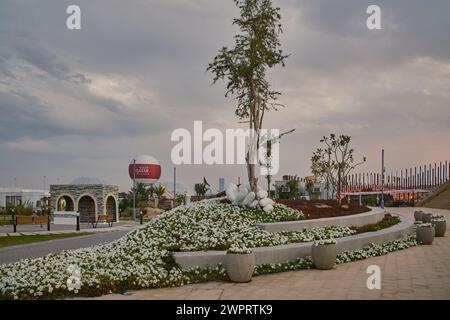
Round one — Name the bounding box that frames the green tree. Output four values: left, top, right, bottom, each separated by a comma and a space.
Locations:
194, 183, 210, 198
154, 184, 166, 198
119, 183, 155, 214
135, 183, 148, 202
311, 134, 366, 205
208, 0, 288, 193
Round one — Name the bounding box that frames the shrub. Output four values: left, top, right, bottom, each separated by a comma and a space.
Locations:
351, 215, 401, 234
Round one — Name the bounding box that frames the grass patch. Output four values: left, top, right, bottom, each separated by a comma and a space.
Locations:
0, 232, 91, 248
351, 215, 401, 234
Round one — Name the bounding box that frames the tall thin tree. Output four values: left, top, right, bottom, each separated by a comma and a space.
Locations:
207, 0, 288, 192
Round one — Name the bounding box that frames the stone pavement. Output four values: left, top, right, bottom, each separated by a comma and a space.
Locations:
92, 207, 450, 300
0, 229, 133, 264
0, 222, 138, 237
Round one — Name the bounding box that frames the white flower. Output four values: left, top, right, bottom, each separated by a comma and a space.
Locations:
416, 223, 433, 228
314, 238, 337, 246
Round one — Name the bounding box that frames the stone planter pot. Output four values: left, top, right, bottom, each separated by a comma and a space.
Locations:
225, 253, 255, 283
422, 213, 433, 223
414, 210, 423, 222
416, 226, 435, 245
312, 243, 337, 270
433, 221, 447, 237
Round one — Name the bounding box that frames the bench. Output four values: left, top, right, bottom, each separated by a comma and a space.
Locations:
13, 215, 50, 233
94, 215, 114, 228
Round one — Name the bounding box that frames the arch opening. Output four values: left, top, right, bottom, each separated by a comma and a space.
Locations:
106, 196, 117, 222
57, 195, 74, 212
78, 195, 96, 223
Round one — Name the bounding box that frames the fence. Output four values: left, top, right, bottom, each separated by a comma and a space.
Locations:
343, 160, 449, 195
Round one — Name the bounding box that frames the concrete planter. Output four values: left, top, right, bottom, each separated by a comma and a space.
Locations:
414, 211, 423, 222
225, 253, 255, 283
422, 213, 433, 223
312, 243, 337, 270
416, 226, 435, 245
433, 221, 447, 237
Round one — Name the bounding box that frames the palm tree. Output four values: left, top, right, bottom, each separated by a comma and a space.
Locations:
194, 183, 210, 198
154, 185, 166, 198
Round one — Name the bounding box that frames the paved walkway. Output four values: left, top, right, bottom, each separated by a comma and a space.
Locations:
0, 221, 137, 237
0, 228, 136, 264
92, 207, 450, 300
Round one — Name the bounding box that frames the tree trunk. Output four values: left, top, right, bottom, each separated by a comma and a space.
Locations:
246, 151, 258, 193
246, 79, 259, 193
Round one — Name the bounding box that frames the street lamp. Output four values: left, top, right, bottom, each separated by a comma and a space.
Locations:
132, 158, 136, 223
381, 149, 385, 209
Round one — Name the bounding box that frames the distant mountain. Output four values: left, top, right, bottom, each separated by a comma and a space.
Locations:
70, 177, 110, 185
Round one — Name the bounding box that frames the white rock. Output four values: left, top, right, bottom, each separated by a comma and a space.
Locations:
235, 188, 249, 204
259, 197, 274, 207
226, 183, 238, 203
242, 192, 256, 206
263, 204, 274, 212
249, 200, 259, 208
228, 183, 238, 193
257, 190, 268, 200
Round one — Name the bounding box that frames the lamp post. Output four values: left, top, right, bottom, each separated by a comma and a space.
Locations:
133, 158, 136, 222
381, 149, 385, 209
173, 167, 176, 199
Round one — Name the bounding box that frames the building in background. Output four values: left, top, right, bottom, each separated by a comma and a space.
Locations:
0, 188, 50, 210
274, 175, 305, 198
274, 175, 330, 200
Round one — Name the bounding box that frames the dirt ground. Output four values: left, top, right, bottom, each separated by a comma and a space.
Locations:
277, 199, 370, 219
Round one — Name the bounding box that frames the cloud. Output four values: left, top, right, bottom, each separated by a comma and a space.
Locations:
0, 0, 449, 191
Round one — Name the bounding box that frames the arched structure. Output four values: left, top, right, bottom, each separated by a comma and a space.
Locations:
105, 195, 117, 221
78, 194, 97, 223
50, 180, 120, 223
56, 194, 75, 211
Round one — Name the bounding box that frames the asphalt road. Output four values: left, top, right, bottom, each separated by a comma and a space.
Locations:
0, 230, 130, 265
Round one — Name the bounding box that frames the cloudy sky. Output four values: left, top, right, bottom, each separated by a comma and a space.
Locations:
1, 0, 449, 193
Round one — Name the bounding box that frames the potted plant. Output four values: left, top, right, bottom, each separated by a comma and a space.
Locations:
432, 216, 447, 237
312, 238, 338, 270
225, 247, 255, 283
416, 223, 435, 245
421, 213, 433, 223
414, 210, 424, 222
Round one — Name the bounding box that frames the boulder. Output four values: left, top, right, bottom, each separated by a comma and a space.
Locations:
257, 190, 268, 200
242, 192, 256, 206
235, 188, 249, 204
226, 183, 238, 203
249, 200, 259, 208
259, 197, 274, 207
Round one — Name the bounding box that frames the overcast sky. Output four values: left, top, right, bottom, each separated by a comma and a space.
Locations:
1, 0, 449, 193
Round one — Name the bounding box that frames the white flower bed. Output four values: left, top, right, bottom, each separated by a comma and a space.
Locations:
227, 247, 253, 254
255, 233, 419, 275
336, 233, 418, 263
313, 238, 337, 246
0, 199, 405, 299
0, 199, 304, 299
431, 215, 446, 223
415, 223, 433, 228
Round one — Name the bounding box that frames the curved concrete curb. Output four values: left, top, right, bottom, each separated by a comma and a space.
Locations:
256, 207, 384, 232
174, 214, 414, 270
